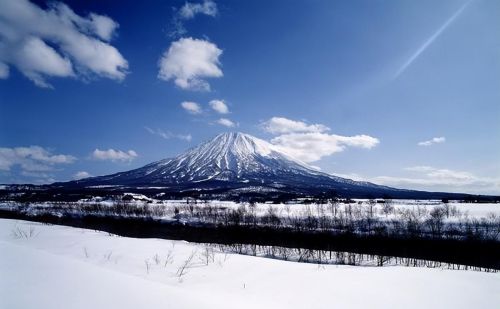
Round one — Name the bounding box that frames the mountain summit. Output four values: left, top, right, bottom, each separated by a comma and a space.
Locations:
62, 132, 462, 199
70, 132, 328, 185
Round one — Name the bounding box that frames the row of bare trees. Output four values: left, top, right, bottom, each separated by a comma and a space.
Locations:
6, 199, 500, 242
212, 243, 497, 272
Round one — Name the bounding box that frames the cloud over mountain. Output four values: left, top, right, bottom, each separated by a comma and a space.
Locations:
261, 117, 330, 134
262, 117, 379, 162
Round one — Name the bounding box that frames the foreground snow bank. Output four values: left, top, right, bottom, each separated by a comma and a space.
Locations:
0, 219, 499, 309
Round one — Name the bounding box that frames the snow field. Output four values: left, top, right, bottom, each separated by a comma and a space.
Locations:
1, 218, 499, 309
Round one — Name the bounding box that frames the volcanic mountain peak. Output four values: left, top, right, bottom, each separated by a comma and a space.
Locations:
175, 131, 310, 170
69, 131, 320, 186
61, 131, 465, 199
200, 131, 276, 157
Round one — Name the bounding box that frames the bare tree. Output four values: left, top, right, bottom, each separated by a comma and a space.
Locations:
328, 198, 340, 218
104, 251, 113, 261
164, 249, 175, 267
11, 225, 37, 239
153, 253, 161, 265
381, 199, 394, 217
200, 247, 215, 265
83, 247, 89, 258
427, 206, 446, 236
176, 250, 197, 280
367, 199, 376, 218
145, 259, 151, 274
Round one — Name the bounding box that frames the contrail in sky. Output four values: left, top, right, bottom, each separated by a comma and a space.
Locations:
394, 1, 472, 78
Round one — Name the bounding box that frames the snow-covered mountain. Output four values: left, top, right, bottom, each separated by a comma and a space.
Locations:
59, 132, 458, 198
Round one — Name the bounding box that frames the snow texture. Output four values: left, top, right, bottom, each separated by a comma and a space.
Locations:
1, 218, 499, 309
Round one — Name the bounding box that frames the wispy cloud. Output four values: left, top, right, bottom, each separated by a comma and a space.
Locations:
376, 166, 500, 194
394, 1, 471, 79
216, 118, 236, 127
92, 148, 137, 162
334, 166, 500, 195
73, 171, 91, 180
179, 0, 217, 19
209, 99, 229, 114
0, 146, 76, 172
180, 101, 203, 114
261, 117, 330, 134
170, 0, 218, 38
144, 127, 192, 141
0, 145, 76, 184
418, 136, 446, 146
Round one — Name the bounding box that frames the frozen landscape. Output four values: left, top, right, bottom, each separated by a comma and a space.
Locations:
2, 133, 498, 308
1, 218, 499, 309
2, 0, 500, 307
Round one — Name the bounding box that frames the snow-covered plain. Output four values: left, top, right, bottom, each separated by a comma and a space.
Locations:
1, 218, 499, 309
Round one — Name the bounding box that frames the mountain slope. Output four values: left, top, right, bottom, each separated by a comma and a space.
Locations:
59, 132, 466, 198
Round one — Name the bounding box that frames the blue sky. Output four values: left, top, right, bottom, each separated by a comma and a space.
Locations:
0, 0, 499, 194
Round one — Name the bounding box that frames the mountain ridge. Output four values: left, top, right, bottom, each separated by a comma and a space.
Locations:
52, 132, 472, 199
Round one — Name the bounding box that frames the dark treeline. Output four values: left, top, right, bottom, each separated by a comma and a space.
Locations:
213, 243, 497, 273
4, 199, 499, 243
2, 185, 500, 203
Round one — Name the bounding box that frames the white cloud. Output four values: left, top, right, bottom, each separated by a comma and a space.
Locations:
73, 171, 91, 180
271, 132, 379, 163
158, 37, 223, 91
216, 118, 236, 127
180, 0, 218, 19
331, 172, 366, 182
181, 101, 202, 114
372, 166, 500, 195
0, 0, 128, 88
261, 117, 379, 163
14, 36, 75, 88
261, 117, 330, 134
335, 166, 500, 195
403, 166, 474, 182
0, 62, 10, 79
19, 171, 56, 183
87, 13, 119, 41
92, 149, 137, 162
0, 146, 76, 172
145, 127, 192, 142
209, 99, 229, 114
418, 137, 446, 146
171, 1, 218, 37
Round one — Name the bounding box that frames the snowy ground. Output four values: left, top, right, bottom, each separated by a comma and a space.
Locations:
1, 218, 499, 309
